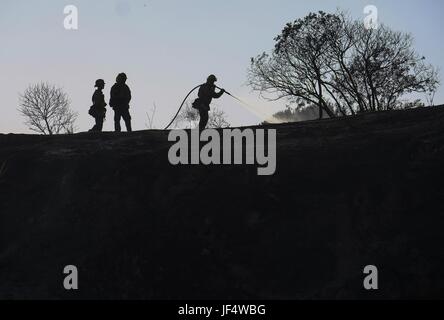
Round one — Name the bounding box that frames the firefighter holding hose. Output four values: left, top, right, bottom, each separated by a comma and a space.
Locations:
192, 75, 225, 131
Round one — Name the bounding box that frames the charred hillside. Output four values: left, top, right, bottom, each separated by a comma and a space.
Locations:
1, 106, 444, 299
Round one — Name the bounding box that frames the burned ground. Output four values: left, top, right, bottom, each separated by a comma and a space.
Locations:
0, 106, 444, 299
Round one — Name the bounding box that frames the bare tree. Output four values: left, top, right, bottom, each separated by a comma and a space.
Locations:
248, 12, 340, 119
248, 11, 439, 118
174, 103, 230, 129
19, 83, 77, 135
333, 15, 439, 112
208, 108, 231, 128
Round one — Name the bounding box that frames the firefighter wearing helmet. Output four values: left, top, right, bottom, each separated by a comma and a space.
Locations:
88, 79, 107, 132
194, 74, 225, 130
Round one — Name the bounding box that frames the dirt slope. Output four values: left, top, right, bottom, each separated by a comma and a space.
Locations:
1, 106, 444, 299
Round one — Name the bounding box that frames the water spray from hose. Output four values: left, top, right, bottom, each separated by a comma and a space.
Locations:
215, 86, 280, 124
164, 84, 280, 130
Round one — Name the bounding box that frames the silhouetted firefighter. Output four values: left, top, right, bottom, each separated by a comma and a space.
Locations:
88, 79, 107, 132
192, 75, 225, 130
110, 73, 132, 132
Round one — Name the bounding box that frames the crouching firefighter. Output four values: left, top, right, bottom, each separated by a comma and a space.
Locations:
88, 79, 107, 132
192, 74, 225, 131
110, 73, 132, 132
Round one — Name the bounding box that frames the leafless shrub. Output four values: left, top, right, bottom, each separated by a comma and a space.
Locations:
174, 103, 230, 129
19, 83, 77, 135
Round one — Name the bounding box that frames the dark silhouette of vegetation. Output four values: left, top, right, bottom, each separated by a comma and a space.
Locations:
18, 83, 77, 135
248, 11, 439, 119
145, 103, 157, 129
265, 99, 427, 125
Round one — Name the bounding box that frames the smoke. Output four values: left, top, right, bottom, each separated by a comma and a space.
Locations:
230, 96, 281, 124
270, 105, 321, 124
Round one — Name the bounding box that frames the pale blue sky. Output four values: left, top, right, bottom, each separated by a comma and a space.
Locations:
0, 0, 443, 133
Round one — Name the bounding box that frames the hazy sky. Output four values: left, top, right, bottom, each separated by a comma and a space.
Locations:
1, 0, 443, 133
